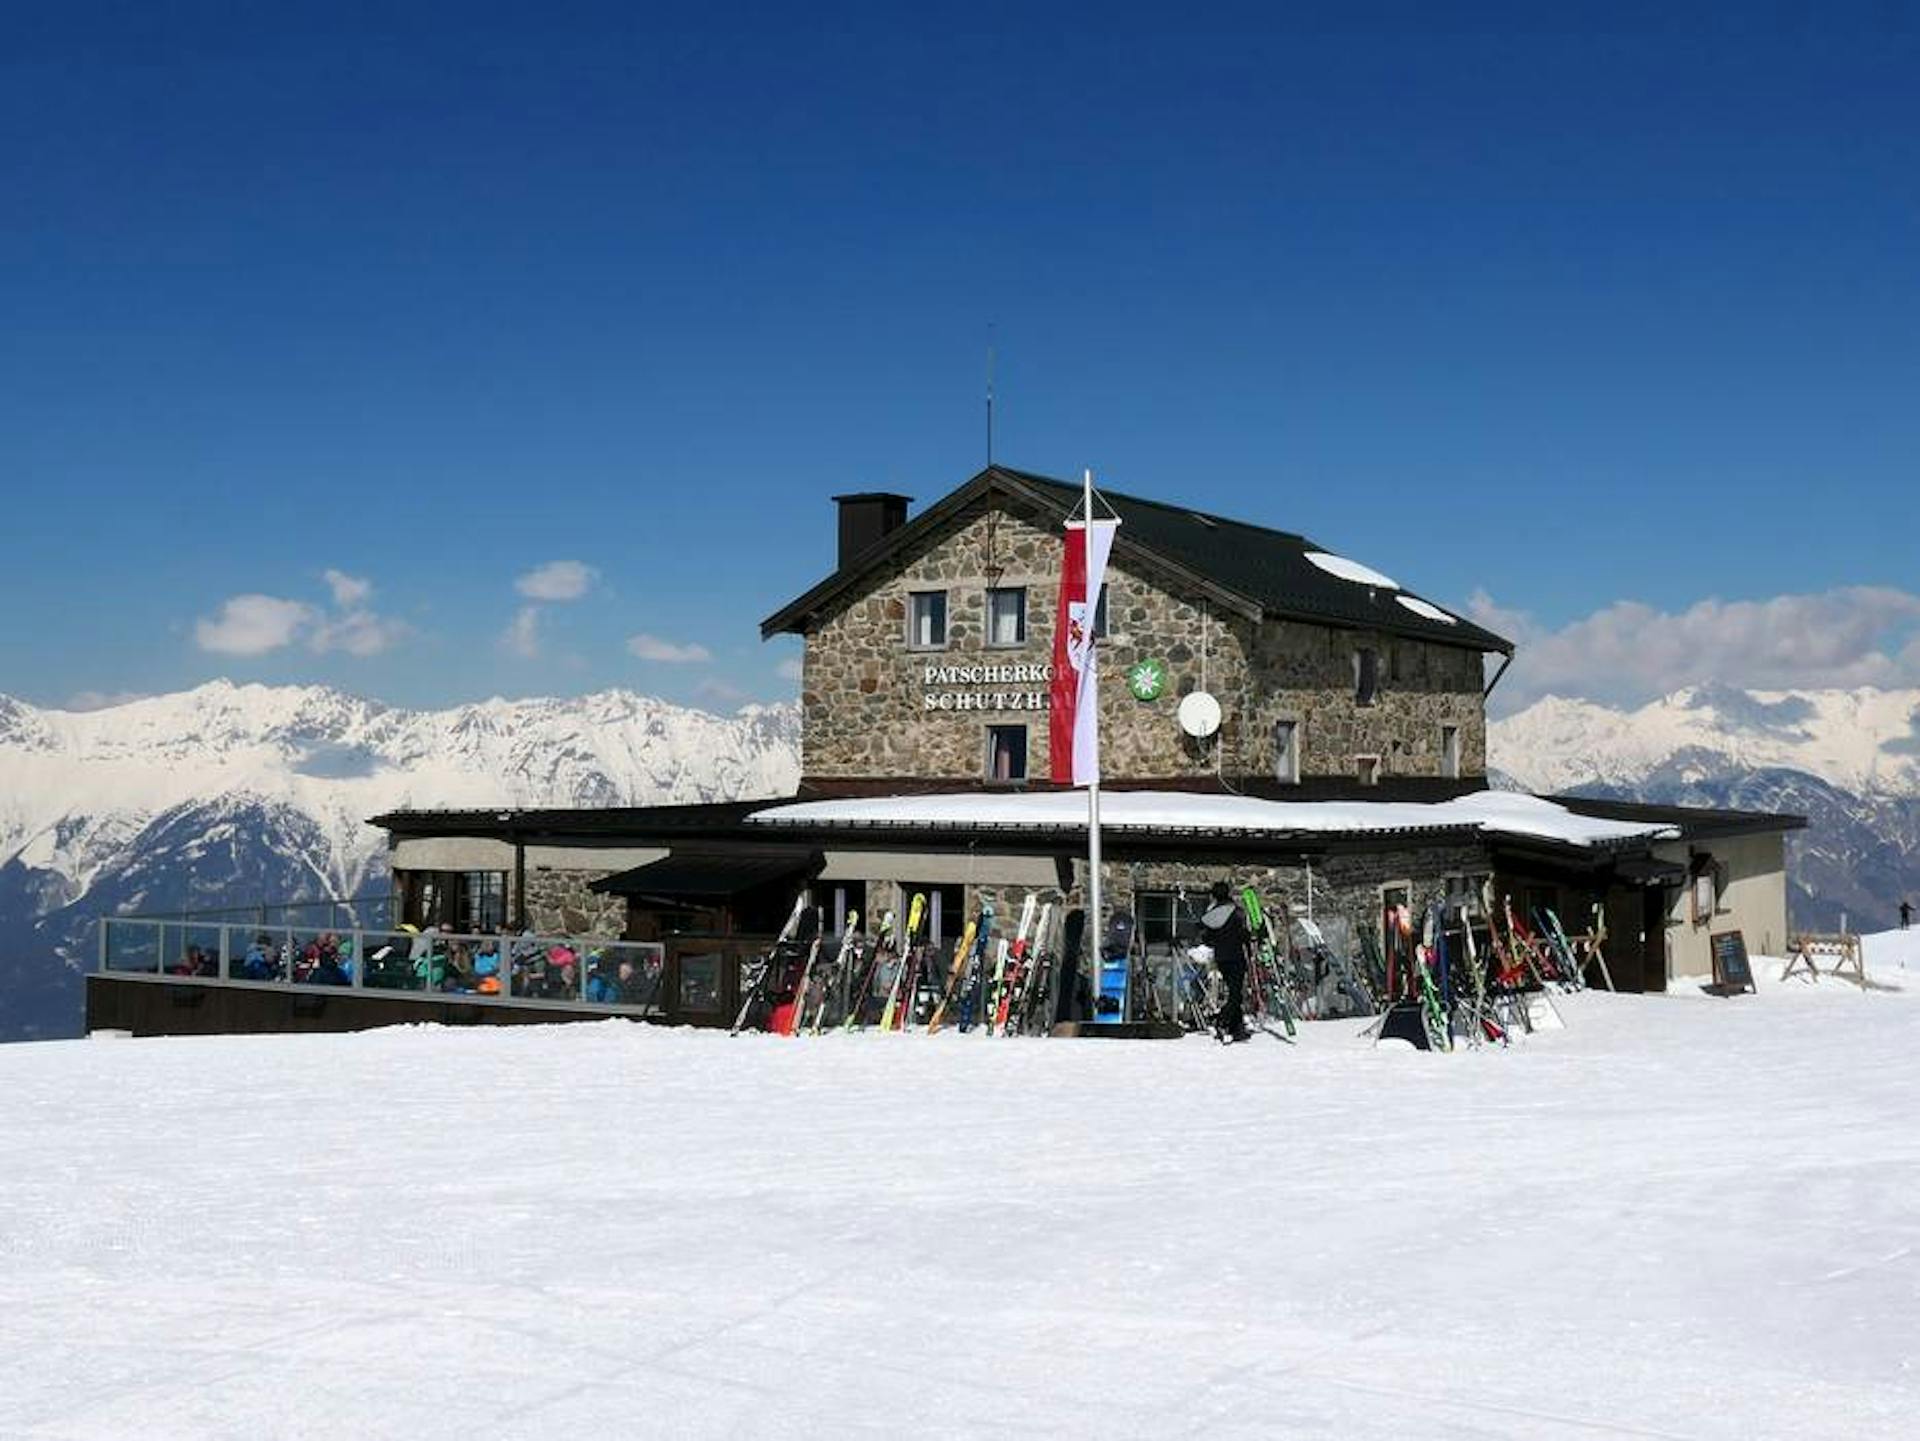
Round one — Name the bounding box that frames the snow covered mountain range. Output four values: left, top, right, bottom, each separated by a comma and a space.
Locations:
1491, 684, 1920, 935
0, 682, 801, 1040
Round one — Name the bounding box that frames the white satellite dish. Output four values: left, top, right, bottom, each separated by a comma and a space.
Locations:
1177, 690, 1222, 739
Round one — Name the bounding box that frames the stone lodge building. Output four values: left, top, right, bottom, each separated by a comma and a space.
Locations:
366, 464, 1802, 1014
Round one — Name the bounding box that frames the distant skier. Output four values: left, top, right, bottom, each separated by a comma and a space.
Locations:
1901, 900, 1913, 931
1199, 880, 1251, 1042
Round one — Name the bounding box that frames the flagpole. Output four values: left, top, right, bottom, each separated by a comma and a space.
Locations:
1083, 466, 1103, 1019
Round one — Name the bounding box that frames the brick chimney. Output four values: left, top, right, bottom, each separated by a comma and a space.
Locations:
832, 493, 911, 569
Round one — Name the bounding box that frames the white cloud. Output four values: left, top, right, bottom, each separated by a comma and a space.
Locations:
65, 690, 148, 712
627, 633, 712, 664
775, 656, 804, 683
195, 575, 410, 660
311, 609, 410, 657
500, 605, 542, 659
194, 595, 317, 656
1473, 585, 1920, 713
694, 676, 749, 708
515, 560, 598, 602
322, 569, 373, 608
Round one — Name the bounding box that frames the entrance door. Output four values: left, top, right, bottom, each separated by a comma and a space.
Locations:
1640, 887, 1669, 993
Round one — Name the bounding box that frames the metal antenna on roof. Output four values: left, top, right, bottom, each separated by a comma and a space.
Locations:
985, 326, 996, 465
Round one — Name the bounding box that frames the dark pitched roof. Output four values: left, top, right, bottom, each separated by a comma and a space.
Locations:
1551, 795, 1808, 841
761, 464, 1513, 653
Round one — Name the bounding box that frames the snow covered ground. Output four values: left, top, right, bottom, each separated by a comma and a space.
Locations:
6, 957, 1920, 1438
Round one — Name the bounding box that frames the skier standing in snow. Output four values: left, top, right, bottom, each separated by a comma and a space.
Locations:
1901, 900, 1913, 931
1200, 880, 1251, 1042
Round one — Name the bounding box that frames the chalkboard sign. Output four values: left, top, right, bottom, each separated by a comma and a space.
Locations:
1709, 930, 1755, 995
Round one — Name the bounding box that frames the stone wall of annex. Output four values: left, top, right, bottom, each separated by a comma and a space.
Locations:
519, 867, 627, 939
1240, 619, 1488, 784
799, 497, 1488, 786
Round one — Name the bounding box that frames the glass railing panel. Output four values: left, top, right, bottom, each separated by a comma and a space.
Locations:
288, 929, 357, 987
227, 928, 288, 982
361, 930, 428, 992
425, 932, 503, 996
579, 941, 667, 1010
676, 950, 724, 1015
102, 918, 160, 973
510, 937, 585, 1002
157, 922, 225, 978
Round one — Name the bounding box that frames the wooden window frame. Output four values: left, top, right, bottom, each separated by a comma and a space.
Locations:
984, 723, 1029, 785
985, 585, 1028, 648
906, 589, 949, 651
1273, 716, 1301, 785
1354, 647, 1381, 707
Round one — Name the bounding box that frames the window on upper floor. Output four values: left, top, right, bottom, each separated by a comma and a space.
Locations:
1274, 718, 1300, 785
986, 724, 1028, 784
986, 586, 1027, 647
1356, 754, 1381, 787
908, 590, 948, 649
1440, 724, 1461, 779
1354, 648, 1380, 706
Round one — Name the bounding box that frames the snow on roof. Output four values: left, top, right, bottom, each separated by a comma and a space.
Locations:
1395, 594, 1458, 625
749, 788, 1678, 848
1303, 551, 1399, 589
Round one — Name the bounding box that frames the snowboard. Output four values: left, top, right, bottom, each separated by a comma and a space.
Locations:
1094, 908, 1135, 1023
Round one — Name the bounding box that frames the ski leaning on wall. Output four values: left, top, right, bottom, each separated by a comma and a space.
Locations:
728, 880, 1582, 1056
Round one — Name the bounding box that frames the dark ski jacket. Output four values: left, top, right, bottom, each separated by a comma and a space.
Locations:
1199, 902, 1250, 973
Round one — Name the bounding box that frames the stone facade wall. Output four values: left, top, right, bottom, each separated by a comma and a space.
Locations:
802, 500, 1244, 783
799, 497, 1487, 786
1242, 620, 1488, 784
519, 867, 627, 939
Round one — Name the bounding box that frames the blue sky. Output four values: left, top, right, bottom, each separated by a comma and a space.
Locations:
5, 3, 1917, 714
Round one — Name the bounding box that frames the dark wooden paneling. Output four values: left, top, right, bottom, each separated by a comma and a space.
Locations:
85, 975, 733, 1038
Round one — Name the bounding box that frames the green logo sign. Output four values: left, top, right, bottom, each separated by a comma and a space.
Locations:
1126, 658, 1166, 702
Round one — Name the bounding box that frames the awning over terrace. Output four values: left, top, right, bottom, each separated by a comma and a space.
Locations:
592, 845, 822, 898
747, 789, 1681, 850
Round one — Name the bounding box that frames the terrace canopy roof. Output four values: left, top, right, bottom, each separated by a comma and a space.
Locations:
747, 789, 1679, 850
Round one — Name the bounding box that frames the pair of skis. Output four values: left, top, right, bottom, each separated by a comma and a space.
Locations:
731, 894, 818, 1035
878, 893, 929, 1032
1239, 889, 1297, 1040
926, 899, 991, 1035
996, 898, 1052, 1035
1298, 916, 1376, 1017
842, 910, 898, 1031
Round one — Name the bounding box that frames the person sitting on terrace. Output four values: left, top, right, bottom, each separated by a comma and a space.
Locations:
616, 957, 645, 1004
443, 942, 478, 993
171, 945, 205, 977
239, 935, 277, 981
584, 954, 621, 1004
544, 945, 579, 999
292, 938, 323, 984
311, 949, 350, 986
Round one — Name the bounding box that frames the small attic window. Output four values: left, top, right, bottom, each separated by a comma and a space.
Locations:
1354, 647, 1380, 706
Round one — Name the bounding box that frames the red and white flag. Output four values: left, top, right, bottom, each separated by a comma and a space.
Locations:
1049, 516, 1119, 785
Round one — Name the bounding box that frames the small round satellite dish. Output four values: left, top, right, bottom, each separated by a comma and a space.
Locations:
1177, 690, 1222, 739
